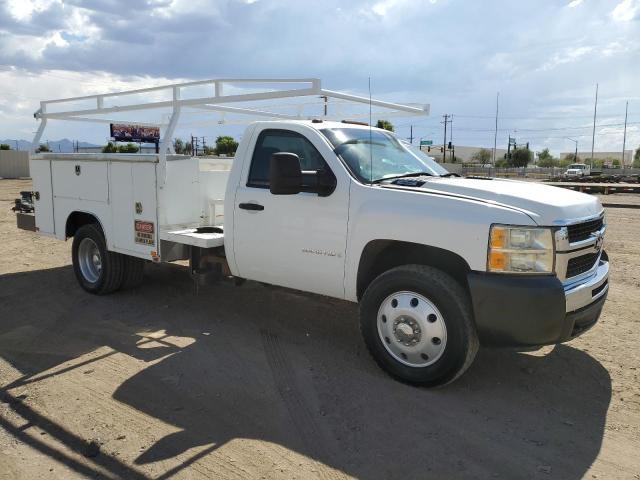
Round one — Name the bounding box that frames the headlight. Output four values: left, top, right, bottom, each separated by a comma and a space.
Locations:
487, 225, 554, 274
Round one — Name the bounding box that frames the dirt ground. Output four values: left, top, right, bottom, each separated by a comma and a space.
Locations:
1, 178, 639, 480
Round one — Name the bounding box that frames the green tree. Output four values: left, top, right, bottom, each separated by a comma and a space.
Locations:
215, 136, 239, 156
36, 143, 50, 153
0, 143, 10, 150
591, 158, 604, 168
203, 146, 216, 156
102, 142, 118, 153
470, 148, 492, 164
509, 148, 532, 167
633, 147, 640, 168
495, 158, 509, 167
559, 158, 573, 168
174, 138, 185, 154
612, 158, 621, 168
118, 143, 139, 153
537, 148, 557, 167
562, 153, 580, 165
184, 141, 192, 155
376, 119, 394, 132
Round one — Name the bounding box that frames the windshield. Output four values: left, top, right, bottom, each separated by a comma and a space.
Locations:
320, 128, 448, 183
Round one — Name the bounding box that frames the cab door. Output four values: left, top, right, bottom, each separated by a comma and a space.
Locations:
233, 126, 349, 299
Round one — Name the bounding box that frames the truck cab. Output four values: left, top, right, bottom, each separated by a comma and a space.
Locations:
223, 120, 609, 385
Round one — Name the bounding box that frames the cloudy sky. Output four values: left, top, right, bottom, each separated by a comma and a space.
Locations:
1, 0, 639, 156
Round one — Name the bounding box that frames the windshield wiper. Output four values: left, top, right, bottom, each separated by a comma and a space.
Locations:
371, 172, 434, 184
440, 172, 461, 177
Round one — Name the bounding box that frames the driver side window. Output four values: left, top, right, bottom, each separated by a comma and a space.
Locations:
247, 129, 328, 188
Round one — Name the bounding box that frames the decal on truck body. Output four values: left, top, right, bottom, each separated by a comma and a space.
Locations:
134, 220, 155, 245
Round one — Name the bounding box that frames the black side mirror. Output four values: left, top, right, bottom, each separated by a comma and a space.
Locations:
270, 152, 302, 195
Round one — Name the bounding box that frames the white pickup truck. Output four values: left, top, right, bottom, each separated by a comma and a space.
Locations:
15, 80, 609, 386
565, 163, 591, 177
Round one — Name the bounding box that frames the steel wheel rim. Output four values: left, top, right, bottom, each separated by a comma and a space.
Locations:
377, 291, 447, 367
78, 237, 102, 284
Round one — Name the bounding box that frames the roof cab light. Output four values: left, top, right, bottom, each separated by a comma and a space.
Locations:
488, 226, 554, 274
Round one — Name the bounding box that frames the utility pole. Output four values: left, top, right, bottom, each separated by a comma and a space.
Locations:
566, 137, 578, 164
590, 83, 598, 168
320, 95, 328, 116
493, 92, 499, 166
201, 136, 207, 153
622, 101, 629, 170
409, 125, 413, 144
442, 114, 450, 163
449, 115, 453, 162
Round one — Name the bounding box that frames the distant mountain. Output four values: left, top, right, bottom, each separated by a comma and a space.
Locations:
0, 138, 100, 153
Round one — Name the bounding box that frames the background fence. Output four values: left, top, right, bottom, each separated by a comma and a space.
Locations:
0, 151, 29, 178
460, 165, 640, 180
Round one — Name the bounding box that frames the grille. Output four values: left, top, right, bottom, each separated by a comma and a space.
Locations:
567, 252, 599, 278
567, 217, 604, 243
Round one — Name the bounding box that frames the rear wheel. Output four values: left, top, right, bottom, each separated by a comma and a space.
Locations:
360, 265, 478, 387
121, 255, 145, 290
72, 224, 124, 295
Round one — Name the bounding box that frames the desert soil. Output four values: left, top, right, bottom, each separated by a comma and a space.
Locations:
1, 179, 639, 480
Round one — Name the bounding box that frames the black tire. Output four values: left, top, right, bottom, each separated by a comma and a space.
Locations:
360, 264, 479, 387
121, 255, 145, 290
72, 223, 124, 295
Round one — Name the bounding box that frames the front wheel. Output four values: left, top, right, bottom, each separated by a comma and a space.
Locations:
360, 265, 478, 387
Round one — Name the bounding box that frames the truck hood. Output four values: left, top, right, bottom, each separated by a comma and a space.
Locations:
392, 177, 603, 225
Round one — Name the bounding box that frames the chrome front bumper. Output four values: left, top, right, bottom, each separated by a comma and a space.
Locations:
564, 258, 609, 313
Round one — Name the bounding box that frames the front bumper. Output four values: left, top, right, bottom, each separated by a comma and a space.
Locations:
467, 256, 609, 347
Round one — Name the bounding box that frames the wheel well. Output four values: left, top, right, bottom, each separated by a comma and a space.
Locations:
356, 240, 471, 300
65, 212, 103, 239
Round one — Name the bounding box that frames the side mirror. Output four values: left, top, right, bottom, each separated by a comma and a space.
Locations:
270, 152, 302, 195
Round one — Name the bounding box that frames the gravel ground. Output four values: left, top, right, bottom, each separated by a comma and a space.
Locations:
1, 179, 639, 480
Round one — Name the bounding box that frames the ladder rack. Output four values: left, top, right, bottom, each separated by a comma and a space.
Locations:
31, 77, 430, 184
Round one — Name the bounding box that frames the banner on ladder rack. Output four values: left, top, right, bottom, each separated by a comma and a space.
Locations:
110, 124, 160, 144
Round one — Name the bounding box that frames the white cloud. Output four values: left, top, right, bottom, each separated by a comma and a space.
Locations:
611, 0, 640, 21
538, 46, 594, 71
0, 0, 638, 155
370, 0, 402, 16
5, 0, 60, 21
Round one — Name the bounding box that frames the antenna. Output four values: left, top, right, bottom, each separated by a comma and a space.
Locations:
369, 77, 373, 185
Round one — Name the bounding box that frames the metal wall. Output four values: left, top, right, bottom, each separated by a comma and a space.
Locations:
0, 151, 30, 178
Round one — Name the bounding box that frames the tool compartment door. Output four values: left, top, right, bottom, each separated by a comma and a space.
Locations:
110, 161, 157, 257
52, 160, 109, 202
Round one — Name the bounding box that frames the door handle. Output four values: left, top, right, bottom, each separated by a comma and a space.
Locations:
239, 202, 264, 211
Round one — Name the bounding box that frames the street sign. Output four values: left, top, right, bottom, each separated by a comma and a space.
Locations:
420, 140, 433, 146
